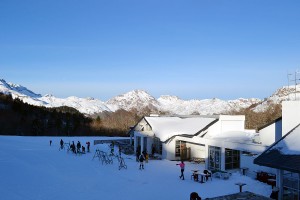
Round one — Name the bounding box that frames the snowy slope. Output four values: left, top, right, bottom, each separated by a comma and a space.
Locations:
0, 135, 272, 200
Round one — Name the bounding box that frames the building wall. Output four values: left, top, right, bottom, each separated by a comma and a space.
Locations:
259, 120, 282, 145
282, 101, 300, 136
205, 115, 245, 138
241, 154, 276, 179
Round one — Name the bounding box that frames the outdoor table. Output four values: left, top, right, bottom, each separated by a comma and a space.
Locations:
240, 167, 249, 175
235, 182, 246, 192
197, 173, 206, 183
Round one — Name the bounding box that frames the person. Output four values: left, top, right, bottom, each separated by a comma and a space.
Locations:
86, 141, 90, 152
50, 140, 52, 146
139, 153, 145, 170
77, 141, 81, 153
145, 152, 149, 163
71, 141, 76, 153
176, 160, 185, 180
60, 139, 64, 149
82, 146, 85, 153
190, 192, 201, 200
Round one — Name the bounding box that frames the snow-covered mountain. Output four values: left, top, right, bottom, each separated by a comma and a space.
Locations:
1, 78, 297, 116
106, 90, 160, 113
157, 95, 261, 115
253, 85, 300, 112
0, 79, 111, 115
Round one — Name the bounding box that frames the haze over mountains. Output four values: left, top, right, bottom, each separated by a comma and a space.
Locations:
1, 79, 299, 116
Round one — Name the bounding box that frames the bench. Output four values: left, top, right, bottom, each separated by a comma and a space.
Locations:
191, 157, 205, 164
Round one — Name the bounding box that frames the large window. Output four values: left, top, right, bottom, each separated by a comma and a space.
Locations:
225, 148, 240, 170
208, 146, 221, 170
175, 141, 187, 157
283, 171, 300, 200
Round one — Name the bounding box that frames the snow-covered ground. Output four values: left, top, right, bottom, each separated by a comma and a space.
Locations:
0, 136, 272, 200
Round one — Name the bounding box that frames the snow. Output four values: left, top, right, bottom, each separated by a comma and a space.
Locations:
0, 78, 263, 116
210, 131, 256, 143
271, 124, 300, 155
145, 116, 217, 142
0, 135, 272, 200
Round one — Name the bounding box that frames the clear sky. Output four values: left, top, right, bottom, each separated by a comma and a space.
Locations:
1, 0, 300, 101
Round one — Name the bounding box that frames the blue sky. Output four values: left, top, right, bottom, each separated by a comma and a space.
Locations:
1, 0, 300, 101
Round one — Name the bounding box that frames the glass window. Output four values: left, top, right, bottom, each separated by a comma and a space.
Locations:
225, 148, 240, 170
208, 146, 221, 171
283, 171, 300, 200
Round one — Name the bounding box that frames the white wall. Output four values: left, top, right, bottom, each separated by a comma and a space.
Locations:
241, 154, 276, 178
282, 101, 300, 136
206, 115, 245, 138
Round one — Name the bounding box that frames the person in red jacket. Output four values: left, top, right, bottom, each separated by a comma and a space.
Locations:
176, 161, 185, 180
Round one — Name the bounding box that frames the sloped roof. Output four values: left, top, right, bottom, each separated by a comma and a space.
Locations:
254, 123, 300, 173
144, 116, 218, 142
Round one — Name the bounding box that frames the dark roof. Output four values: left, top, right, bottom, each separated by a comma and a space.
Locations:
205, 191, 272, 200
254, 123, 300, 173
257, 116, 282, 131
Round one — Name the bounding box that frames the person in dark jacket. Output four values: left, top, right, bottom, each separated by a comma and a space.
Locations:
86, 141, 90, 152
190, 192, 201, 200
139, 154, 145, 170
60, 139, 64, 149
76, 141, 81, 153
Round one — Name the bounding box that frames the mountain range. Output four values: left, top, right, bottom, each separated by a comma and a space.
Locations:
1, 79, 299, 116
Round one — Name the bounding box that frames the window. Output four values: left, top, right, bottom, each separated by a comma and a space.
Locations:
208, 146, 221, 170
225, 148, 240, 170
175, 140, 187, 158
153, 137, 162, 155
283, 171, 300, 200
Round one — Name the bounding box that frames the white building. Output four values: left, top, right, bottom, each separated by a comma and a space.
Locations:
131, 114, 274, 174
255, 101, 300, 200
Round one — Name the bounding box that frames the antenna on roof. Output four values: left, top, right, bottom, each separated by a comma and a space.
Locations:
287, 70, 300, 101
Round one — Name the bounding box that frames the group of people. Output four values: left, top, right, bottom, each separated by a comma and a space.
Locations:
58, 139, 91, 154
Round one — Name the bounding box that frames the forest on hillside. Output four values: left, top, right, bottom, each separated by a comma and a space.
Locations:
0, 93, 138, 136
0, 93, 282, 136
